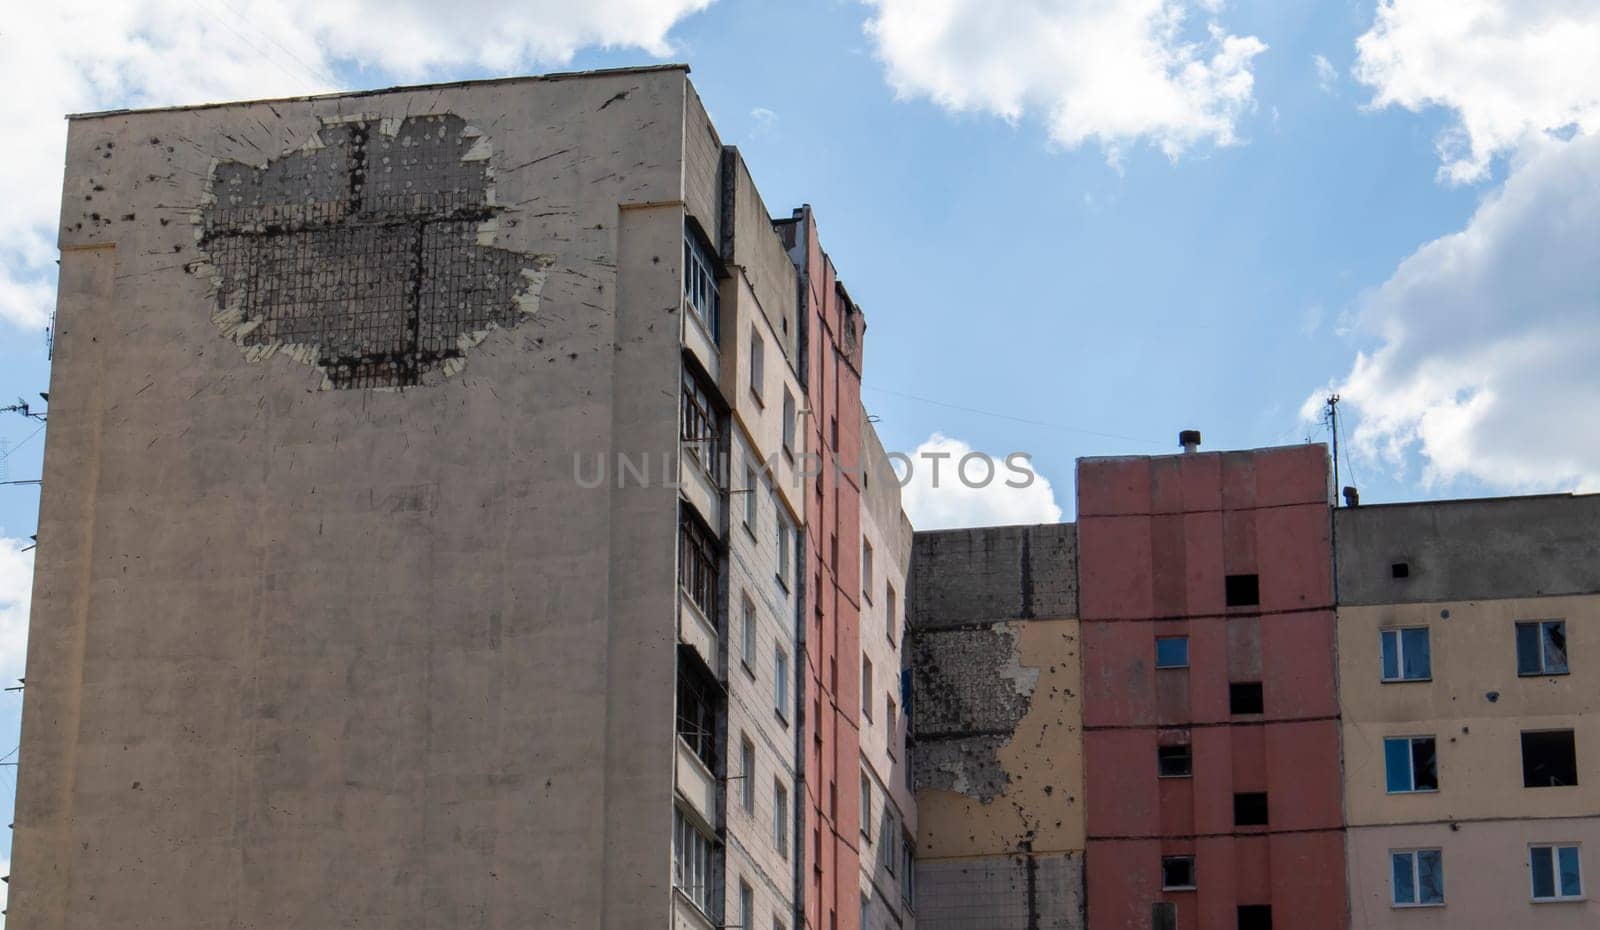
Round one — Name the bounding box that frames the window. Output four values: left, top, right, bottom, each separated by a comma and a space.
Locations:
1155, 636, 1189, 669
1392, 562, 1410, 578
1385, 736, 1438, 792
749, 328, 765, 405
741, 737, 756, 814
1530, 844, 1583, 901
775, 505, 791, 589
742, 596, 757, 669
1522, 730, 1578, 788
676, 659, 717, 769
775, 647, 790, 720
861, 773, 873, 839
740, 880, 755, 930
885, 811, 899, 874
744, 467, 759, 531
862, 540, 874, 601
782, 389, 796, 456
1517, 621, 1569, 676
1158, 744, 1193, 778
673, 807, 715, 914
1391, 849, 1444, 906
682, 225, 720, 337
1233, 792, 1269, 826
1230, 682, 1264, 715
830, 415, 838, 450
774, 780, 789, 857
862, 656, 874, 721
681, 368, 722, 476
1381, 628, 1432, 681
1161, 855, 1195, 890
679, 509, 719, 619
887, 584, 898, 645
887, 694, 897, 730
1225, 573, 1260, 607
1236, 905, 1272, 930
1152, 902, 1177, 930
903, 836, 915, 904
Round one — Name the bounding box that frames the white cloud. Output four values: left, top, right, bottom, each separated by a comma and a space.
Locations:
1354, 0, 1600, 184
1312, 53, 1337, 92
1304, 133, 1600, 491
750, 106, 778, 135
863, 0, 1266, 162
0, 0, 713, 331
896, 433, 1064, 530
0, 538, 34, 681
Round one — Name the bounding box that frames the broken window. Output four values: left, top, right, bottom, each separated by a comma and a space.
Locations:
1236, 905, 1273, 930
1155, 636, 1190, 669
1391, 562, 1410, 578
678, 508, 720, 620
1233, 792, 1269, 826
1161, 856, 1196, 890
1530, 844, 1583, 901
1229, 682, 1264, 715
683, 224, 721, 337
1158, 744, 1193, 778
1384, 736, 1438, 792
1391, 849, 1444, 906
1516, 621, 1568, 676
1381, 627, 1431, 681
676, 656, 719, 770
1522, 730, 1578, 788
1225, 573, 1260, 607
1152, 903, 1177, 930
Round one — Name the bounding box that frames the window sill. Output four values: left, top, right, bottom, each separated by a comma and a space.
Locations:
1519, 671, 1571, 678
1157, 773, 1194, 780
742, 519, 757, 542
741, 658, 756, 680
1391, 903, 1445, 909
1155, 665, 1190, 671
1161, 886, 1197, 893
774, 709, 790, 728
1381, 677, 1433, 684
775, 574, 791, 593
1532, 897, 1586, 904
750, 388, 765, 409
1386, 788, 1440, 795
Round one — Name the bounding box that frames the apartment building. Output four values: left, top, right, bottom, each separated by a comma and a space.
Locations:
1335, 494, 1600, 928
12, 65, 912, 930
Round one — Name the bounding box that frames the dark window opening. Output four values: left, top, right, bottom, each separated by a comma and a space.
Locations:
1158, 744, 1193, 778
676, 655, 720, 770
1237, 905, 1272, 930
1161, 856, 1195, 890
1522, 730, 1578, 788
1233, 792, 1269, 826
681, 367, 724, 485
1391, 562, 1410, 579
1225, 573, 1260, 607
1152, 902, 1177, 930
678, 508, 720, 620
1230, 682, 1264, 715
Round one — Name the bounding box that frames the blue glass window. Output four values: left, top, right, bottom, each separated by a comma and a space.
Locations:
1155, 636, 1189, 669
1392, 849, 1444, 906
1380, 628, 1431, 681
1384, 736, 1438, 792
1516, 621, 1568, 676
1530, 845, 1583, 900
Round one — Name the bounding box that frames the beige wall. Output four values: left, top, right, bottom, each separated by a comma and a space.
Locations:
1340, 596, 1600, 825
15, 68, 695, 930
1347, 819, 1600, 929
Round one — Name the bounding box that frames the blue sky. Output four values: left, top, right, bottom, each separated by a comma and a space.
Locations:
0, 0, 1597, 899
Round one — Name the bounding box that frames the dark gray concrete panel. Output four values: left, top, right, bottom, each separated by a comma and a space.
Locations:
908, 523, 1077, 628
1336, 494, 1600, 605
915, 853, 1085, 930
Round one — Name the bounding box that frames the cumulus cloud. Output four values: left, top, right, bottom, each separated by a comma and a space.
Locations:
896, 433, 1064, 531
863, 0, 1266, 162
1304, 133, 1600, 491
1312, 54, 1337, 93
0, 538, 34, 681
0, 0, 713, 330
1354, 0, 1600, 184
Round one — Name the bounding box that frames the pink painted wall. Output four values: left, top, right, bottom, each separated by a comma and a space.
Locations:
1078, 445, 1346, 930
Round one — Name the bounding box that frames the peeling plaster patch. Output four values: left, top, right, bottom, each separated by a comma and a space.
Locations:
193, 113, 553, 389
912, 622, 1041, 802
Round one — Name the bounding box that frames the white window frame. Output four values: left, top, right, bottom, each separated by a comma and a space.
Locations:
1384, 735, 1438, 793
1390, 848, 1445, 907
1380, 627, 1431, 682
744, 466, 759, 532
741, 736, 756, 815
1530, 843, 1584, 902
741, 595, 757, 670
673, 806, 715, 915
774, 646, 790, 721
1517, 620, 1570, 676
773, 779, 789, 858
740, 879, 755, 930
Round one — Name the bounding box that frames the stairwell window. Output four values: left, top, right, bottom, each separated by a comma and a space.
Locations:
1384, 736, 1438, 792
774, 646, 790, 722
749, 328, 765, 405
1516, 621, 1569, 676
741, 736, 756, 814
782, 389, 796, 457
862, 656, 874, 722
1380, 627, 1432, 681
774, 779, 789, 858
1530, 844, 1583, 901
862, 539, 874, 602
1391, 849, 1444, 906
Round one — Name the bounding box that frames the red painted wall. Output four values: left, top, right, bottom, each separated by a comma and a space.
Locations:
1078, 445, 1347, 930
794, 207, 865, 930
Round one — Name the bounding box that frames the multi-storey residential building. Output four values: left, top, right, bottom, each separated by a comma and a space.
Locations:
1335, 494, 1600, 928
11, 65, 912, 930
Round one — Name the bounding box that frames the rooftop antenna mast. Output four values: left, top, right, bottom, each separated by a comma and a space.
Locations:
1325, 394, 1341, 503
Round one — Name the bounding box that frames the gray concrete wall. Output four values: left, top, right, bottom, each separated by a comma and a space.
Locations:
15, 67, 692, 930
907, 524, 1077, 629
1335, 494, 1600, 605
914, 853, 1084, 930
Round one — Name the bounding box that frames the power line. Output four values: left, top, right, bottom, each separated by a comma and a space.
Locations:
862, 385, 1167, 447
191, 0, 327, 94
0, 423, 45, 463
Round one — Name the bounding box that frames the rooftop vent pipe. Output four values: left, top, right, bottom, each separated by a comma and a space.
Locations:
1179, 430, 1202, 454
1343, 486, 1360, 507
